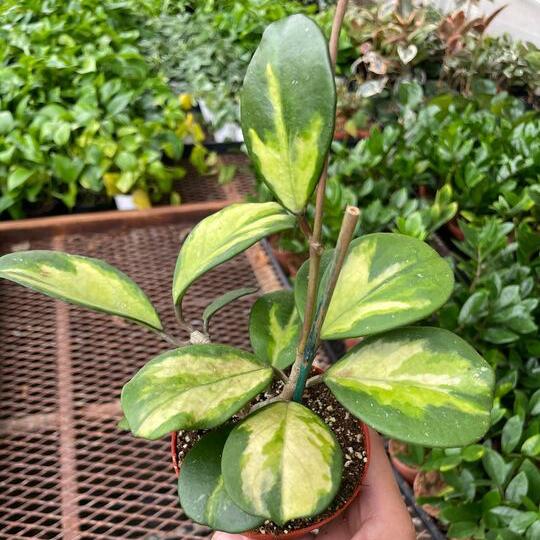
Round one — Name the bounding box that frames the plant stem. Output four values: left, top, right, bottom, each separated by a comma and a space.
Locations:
155, 330, 187, 347
273, 368, 289, 384
293, 206, 359, 401
298, 214, 313, 240
279, 0, 350, 402
328, 0, 349, 67
283, 206, 359, 401
174, 302, 195, 334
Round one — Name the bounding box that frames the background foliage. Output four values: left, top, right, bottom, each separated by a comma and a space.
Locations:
0, 0, 208, 218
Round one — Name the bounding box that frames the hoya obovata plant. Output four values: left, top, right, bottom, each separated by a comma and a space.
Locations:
0, 5, 494, 535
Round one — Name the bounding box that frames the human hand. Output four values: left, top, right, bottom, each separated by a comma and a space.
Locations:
213, 428, 415, 540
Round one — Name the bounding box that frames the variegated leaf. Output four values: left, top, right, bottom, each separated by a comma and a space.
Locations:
249, 290, 301, 369
324, 327, 494, 447
0, 250, 162, 330
295, 233, 454, 339
178, 426, 264, 533
173, 203, 294, 305
241, 14, 336, 213
121, 344, 273, 440
203, 287, 258, 333
117, 416, 130, 431
222, 401, 342, 525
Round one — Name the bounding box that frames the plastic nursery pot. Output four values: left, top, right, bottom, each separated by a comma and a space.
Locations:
171, 367, 371, 539
388, 439, 419, 486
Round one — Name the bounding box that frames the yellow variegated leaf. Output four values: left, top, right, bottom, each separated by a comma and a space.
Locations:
324, 327, 494, 447
295, 233, 454, 339
121, 344, 272, 440
0, 250, 162, 330
249, 290, 301, 369
241, 14, 336, 213
222, 401, 342, 525
172, 202, 294, 305
178, 426, 265, 533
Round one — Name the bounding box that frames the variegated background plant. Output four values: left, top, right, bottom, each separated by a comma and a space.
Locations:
0, 2, 495, 535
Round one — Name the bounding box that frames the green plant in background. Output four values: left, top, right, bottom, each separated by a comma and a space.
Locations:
418, 218, 540, 540
0, 6, 494, 534
0, 0, 208, 219
335, 2, 539, 130
141, 0, 328, 132
330, 89, 540, 229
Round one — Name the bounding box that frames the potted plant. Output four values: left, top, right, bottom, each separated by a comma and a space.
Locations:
388, 441, 425, 485
0, 2, 494, 537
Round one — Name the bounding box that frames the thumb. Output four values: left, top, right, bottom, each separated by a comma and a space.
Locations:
212, 534, 248, 540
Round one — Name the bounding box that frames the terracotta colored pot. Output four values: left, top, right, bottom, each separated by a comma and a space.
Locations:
268, 234, 307, 278
388, 439, 419, 486
171, 368, 371, 539
413, 470, 446, 519
344, 337, 362, 351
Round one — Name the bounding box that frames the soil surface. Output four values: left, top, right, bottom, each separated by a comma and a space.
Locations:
175, 380, 367, 536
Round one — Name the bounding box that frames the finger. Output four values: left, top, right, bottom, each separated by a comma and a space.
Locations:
212, 533, 247, 540
317, 428, 414, 540
350, 428, 415, 539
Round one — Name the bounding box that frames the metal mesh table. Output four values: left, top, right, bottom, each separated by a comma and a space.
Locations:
0, 158, 441, 539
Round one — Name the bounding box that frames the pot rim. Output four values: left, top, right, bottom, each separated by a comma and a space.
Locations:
170, 365, 371, 539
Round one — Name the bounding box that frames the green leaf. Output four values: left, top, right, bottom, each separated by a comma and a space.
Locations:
505, 472, 529, 504
447, 521, 480, 538
178, 426, 264, 533
117, 416, 130, 431
510, 512, 538, 535
502, 415, 524, 454
483, 449, 513, 487
324, 327, 494, 446
0, 110, 15, 134
249, 290, 301, 369
121, 344, 272, 440
7, 167, 33, 191
0, 251, 161, 330
52, 154, 84, 183
530, 389, 540, 416
462, 444, 485, 462
53, 123, 71, 146
115, 150, 138, 172
458, 291, 489, 325
295, 233, 454, 340
482, 489, 502, 512
107, 92, 133, 115
526, 520, 540, 540
173, 203, 294, 305
222, 401, 342, 525
203, 287, 258, 333
520, 460, 540, 504
241, 14, 335, 213
484, 327, 519, 344
522, 435, 540, 457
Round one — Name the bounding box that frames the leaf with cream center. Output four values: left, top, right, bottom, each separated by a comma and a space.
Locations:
241, 14, 336, 213
249, 290, 301, 369
295, 233, 454, 339
172, 202, 294, 306
0, 250, 162, 330
121, 344, 273, 440
178, 426, 265, 533
222, 401, 343, 525
324, 327, 494, 447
